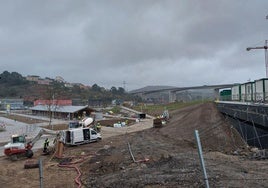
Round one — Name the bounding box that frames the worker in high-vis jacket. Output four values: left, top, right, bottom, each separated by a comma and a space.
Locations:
96, 123, 101, 132
43, 138, 49, 153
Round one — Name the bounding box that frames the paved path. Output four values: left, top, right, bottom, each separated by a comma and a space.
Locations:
0, 114, 68, 156
120, 106, 155, 119
101, 118, 153, 138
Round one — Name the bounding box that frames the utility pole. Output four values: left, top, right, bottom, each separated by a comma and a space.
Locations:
246, 40, 268, 77
123, 81, 126, 91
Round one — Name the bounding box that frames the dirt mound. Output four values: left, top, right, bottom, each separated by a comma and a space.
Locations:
161, 102, 246, 153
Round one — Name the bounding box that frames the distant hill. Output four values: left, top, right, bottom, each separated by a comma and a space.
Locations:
0, 71, 141, 105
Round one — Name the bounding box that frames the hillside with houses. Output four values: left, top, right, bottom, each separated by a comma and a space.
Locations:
0, 71, 141, 109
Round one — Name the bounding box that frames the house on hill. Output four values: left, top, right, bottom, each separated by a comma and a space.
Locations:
26, 75, 40, 82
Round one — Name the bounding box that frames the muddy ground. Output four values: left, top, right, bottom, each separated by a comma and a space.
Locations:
0, 102, 268, 188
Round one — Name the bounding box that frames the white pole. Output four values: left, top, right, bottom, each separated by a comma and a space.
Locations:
194, 130, 210, 188
39, 159, 43, 188
265, 40, 268, 78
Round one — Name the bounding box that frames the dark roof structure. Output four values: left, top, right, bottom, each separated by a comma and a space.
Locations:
30, 105, 95, 120
30, 105, 90, 113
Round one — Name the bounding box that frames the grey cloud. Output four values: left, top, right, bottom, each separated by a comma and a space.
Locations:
0, 0, 268, 90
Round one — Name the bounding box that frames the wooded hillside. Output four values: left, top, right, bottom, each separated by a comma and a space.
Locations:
0, 71, 140, 105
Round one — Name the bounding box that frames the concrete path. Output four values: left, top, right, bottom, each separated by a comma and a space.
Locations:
0, 114, 68, 157
120, 106, 155, 119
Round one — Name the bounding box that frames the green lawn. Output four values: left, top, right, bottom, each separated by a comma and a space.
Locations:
133, 100, 211, 116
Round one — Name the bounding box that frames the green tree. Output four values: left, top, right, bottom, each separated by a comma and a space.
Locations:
0, 71, 28, 86
92, 84, 101, 92
110, 86, 117, 94
117, 87, 125, 95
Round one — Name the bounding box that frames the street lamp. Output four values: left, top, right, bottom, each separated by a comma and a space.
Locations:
246, 40, 268, 77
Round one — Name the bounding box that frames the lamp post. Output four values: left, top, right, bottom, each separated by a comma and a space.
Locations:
246, 40, 268, 78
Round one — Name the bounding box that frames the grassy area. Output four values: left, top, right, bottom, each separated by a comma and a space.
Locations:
133, 100, 211, 116
103, 106, 121, 114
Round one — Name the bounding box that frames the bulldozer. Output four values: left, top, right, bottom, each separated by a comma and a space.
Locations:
4, 128, 58, 160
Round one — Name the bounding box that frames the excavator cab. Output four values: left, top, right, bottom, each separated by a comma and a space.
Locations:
12, 135, 26, 144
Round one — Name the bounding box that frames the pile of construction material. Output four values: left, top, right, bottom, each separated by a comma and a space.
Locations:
0, 122, 6, 131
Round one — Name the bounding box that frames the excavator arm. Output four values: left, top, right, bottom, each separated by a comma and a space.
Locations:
28, 128, 59, 147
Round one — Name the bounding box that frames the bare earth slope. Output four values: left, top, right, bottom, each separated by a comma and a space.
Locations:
81, 102, 251, 187
0, 102, 267, 188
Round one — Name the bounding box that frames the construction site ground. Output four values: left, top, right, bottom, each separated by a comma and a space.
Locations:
0, 102, 268, 187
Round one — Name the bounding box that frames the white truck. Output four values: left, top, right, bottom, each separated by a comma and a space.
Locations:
60, 117, 101, 145
68, 117, 94, 129
61, 127, 101, 146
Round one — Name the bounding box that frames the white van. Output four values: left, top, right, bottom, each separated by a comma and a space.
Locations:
61, 127, 101, 146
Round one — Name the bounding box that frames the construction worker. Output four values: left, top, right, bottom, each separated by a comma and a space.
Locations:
43, 138, 49, 153
96, 123, 101, 132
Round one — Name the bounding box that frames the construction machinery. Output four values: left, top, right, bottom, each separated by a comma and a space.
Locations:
68, 117, 94, 129
62, 117, 101, 145
4, 128, 58, 160
153, 110, 170, 128
60, 127, 101, 146
4, 117, 101, 160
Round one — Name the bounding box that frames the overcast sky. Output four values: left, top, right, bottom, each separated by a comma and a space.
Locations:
0, 1, 268, 91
